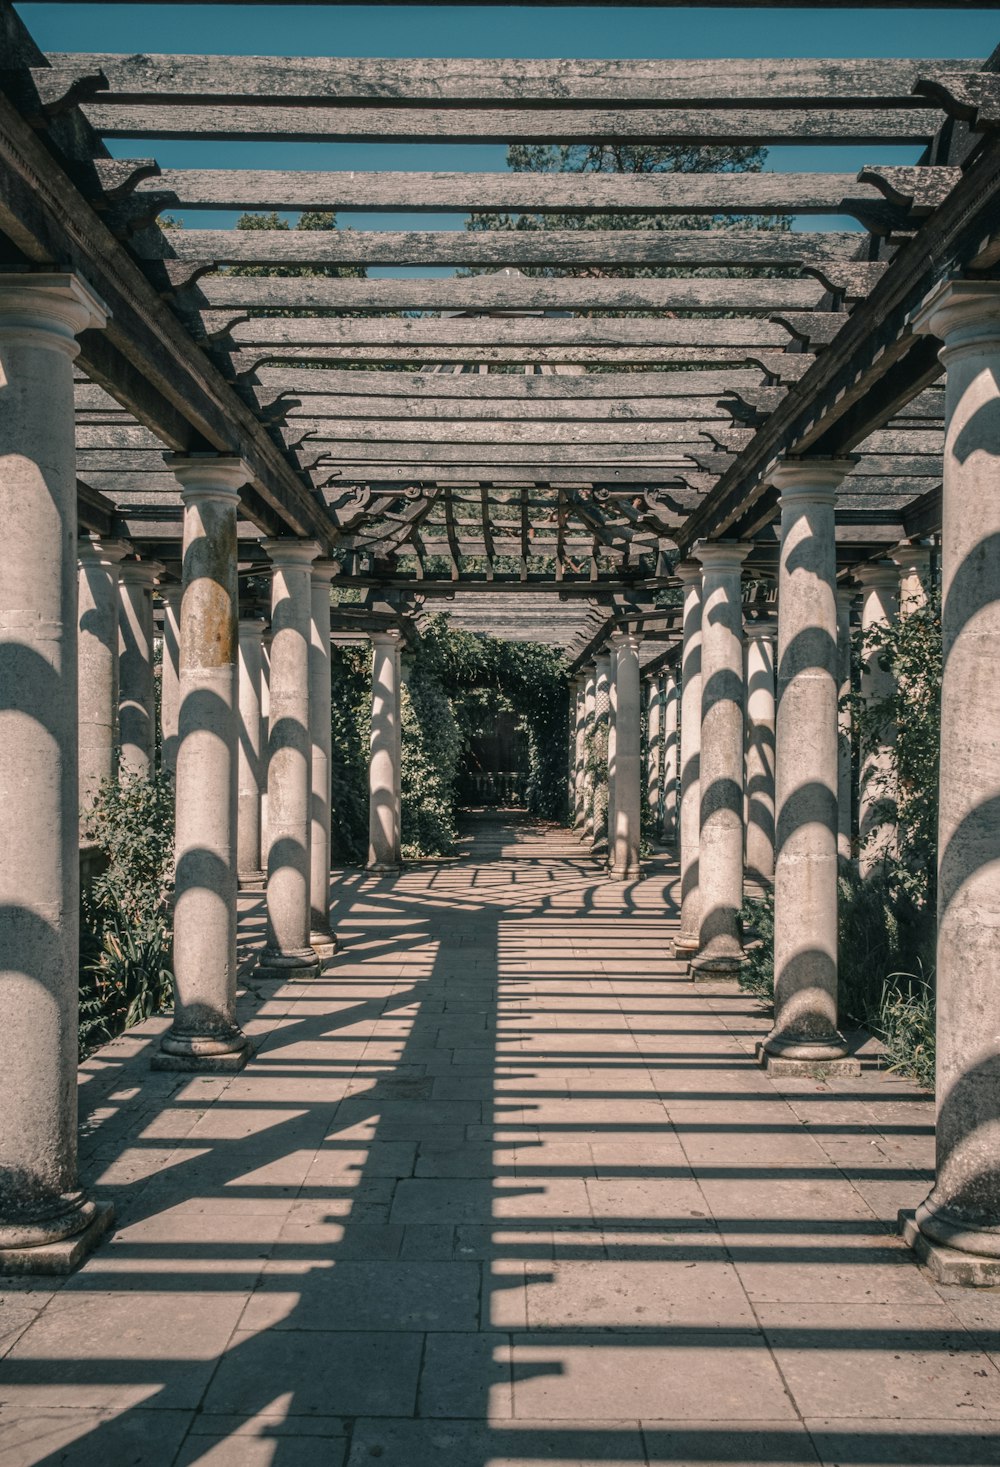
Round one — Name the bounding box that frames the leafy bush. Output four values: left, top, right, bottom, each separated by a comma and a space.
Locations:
79, 771, 175, 1055
879, 970, 935, 1091
738, 892, 774, 999
400, 673, 463, 858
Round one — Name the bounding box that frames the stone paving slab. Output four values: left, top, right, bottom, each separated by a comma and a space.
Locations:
1, 816, 998, 1466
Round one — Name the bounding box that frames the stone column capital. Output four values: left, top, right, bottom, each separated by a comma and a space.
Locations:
595, 652, 612, 672
768, 456, 856, 502
238, 615, 267, 637
77, 534, 130, 569
260, 538, 323, 569
674, 558, 702, 585
854, 559, 900, 593
167, 454, 249, 504
0, 272, 108, 359
911, 277, 1000, 357
836, 583, 857, 609
370, 629, 403, 647
694, 540, 750, 572
610, 630, 642, 652
890, 540, 933, 574
745, 619, 777, 641
310, 558, 341, 586
159, 583, 184, 608
119, 559, 164, 590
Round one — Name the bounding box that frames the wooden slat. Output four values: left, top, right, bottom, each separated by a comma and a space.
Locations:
306, 443, 707, 465
222, 317, 792, 347
134, 226, 863, 269
250, 367, 776, 401
316, 466, 703, 486
136, 167, 892, 218
84, 102, 939, 146
229, 345, 795, 370
186, 274, 826, 314
281, 396, 738, 423
53, 53, 975, 106
285, 419, 733, 445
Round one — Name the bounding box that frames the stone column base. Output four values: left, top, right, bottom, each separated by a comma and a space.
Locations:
152, 1046, 250, 1074
0, 1201, 115, 1277
672, 933, 699, 956
689, 953, 744, 980
608, 864, 642, 883
366, 862, 401, 875
255, 948, 321, 982
238, 870, 266, 891
310, 929, 339, 961
900, 1210, 1000, 1287
755, 1042, 861, 1078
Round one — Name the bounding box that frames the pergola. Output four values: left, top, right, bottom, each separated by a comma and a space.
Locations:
1, 0, 999, 1284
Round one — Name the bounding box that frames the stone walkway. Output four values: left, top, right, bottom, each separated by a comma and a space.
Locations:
1, 815, 999, 1466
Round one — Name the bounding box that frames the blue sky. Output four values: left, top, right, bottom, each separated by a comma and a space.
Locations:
15, 5, 999, 267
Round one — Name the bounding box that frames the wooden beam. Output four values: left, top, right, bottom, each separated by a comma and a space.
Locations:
250, 367, 777, 402
287, 420, 733, 446
228, 345, 792, 371
281, 397, 738, 424
220, 317, 792, 348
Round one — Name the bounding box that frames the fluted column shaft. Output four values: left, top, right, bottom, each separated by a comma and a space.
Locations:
691, 542, 749, 974
118, 560, 163, 779
309, 563, 338, 954
611, 632, 642, 880
910, 280, 1000, 1273
77, 536, 128, 816
744, 625, 776, 885
0, 273, 113, 1265
368, 631, 403, 870
764, 461, 853, 1066
857, 561, 900, 876
258, 540, 322, 978
237, 617, 265, 881
893, 541, 933, 614
674, 563, 703, 952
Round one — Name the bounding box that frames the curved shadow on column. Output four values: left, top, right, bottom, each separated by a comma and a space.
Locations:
0, 643, 65, 737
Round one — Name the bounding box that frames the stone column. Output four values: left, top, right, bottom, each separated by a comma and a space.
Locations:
610, 631, 642, 880
0, 272, 114, 1270
762, 460, 856, 1072
744, 623, 776, 885
237, 617, 265, 885
573, 677, 587, 829
856, 560, 899, 877
160, 585, 183, 780
260, 629, 271, 871
836, 585, 855, 864
690, 542, 749, 975
674, 562, 703, 953
118, 559, 163, 779
592, 654, 611, 854
258, 540, 322, 979
77, 535, 128, 818
582, 666, 597, 841
646, 676, 663, 835
309, 562, 338, 956
906, 279, 1000, 1283
368, 630, 403, 871
662, 667, 679, 845
156, 459, 249, 1073
893, 540, 933, 614
606, 641, 619, 869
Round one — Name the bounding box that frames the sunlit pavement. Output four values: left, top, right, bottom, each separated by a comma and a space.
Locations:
1, 815, 998, 1467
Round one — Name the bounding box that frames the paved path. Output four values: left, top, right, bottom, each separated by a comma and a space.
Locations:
2, 816, 998, 1466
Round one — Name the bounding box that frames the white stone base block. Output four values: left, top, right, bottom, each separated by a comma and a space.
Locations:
0, 1202, 115, 1277
310, 930, 339, 961
256, 951, 321, 982
755, 1042, 861, 1077
689, 954, 744, 980
152, 1046, 250, 1074
238, 870, 266, 891
900, 1210, 1000, 1287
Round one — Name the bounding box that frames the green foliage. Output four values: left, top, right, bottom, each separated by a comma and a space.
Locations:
329, 644, 372, 864
226, 210, 365, 280
878, 970, 936, 1091
400, 673, 463, 859
739, 892, 775, 999
79, 772, 176, 1056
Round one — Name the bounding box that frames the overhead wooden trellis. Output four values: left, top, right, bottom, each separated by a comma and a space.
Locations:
1, 0, 997, 658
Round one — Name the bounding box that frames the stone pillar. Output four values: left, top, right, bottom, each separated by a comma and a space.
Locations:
117, 559, 163, 780
368, 630, 403, 870
237, 617, 265, 884
309, 562, 338, 956
606, 641, 619, 869
662, 667, 679, 845
905, 279, 1000, 1283
258, 540, 322, 979
260, 629, 271, 871
690, 542, 749, 975
856, 561, 899, 877
646, 676, 663, 835
156, 459, 249, 1073
582, 666, 597, 841
572, 677, 587, 829
592, 654, 611, 854
610, 631, 642, 880
160, 585, 183, 780
0, 272, 114, 1270
674, 562, 703, 953
77, 535, 128, 817
893, 540, 933, 614
836, 586, 855, 864
763, 460, 856, 1072
744, 623, 776, 885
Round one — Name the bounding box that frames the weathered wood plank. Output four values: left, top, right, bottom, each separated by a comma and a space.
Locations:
228, 345, 793, 369
286, 419, 732, 445
52, 53, 976, 106
250, 367, 773, 401
186, 274, 826, 314
223, 317, 791, 347
84, 101, 939, 146
281, 396, 737, 423
315, 466, 703, 486
135, 167, 893, 219
134, 226, 863, 270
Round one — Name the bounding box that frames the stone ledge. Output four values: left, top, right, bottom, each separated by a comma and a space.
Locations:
756, 1042, 862, 1077
0, 1201, 115, 1277
900, 1209, 1000, 1287
151, 1046, 251, 1074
